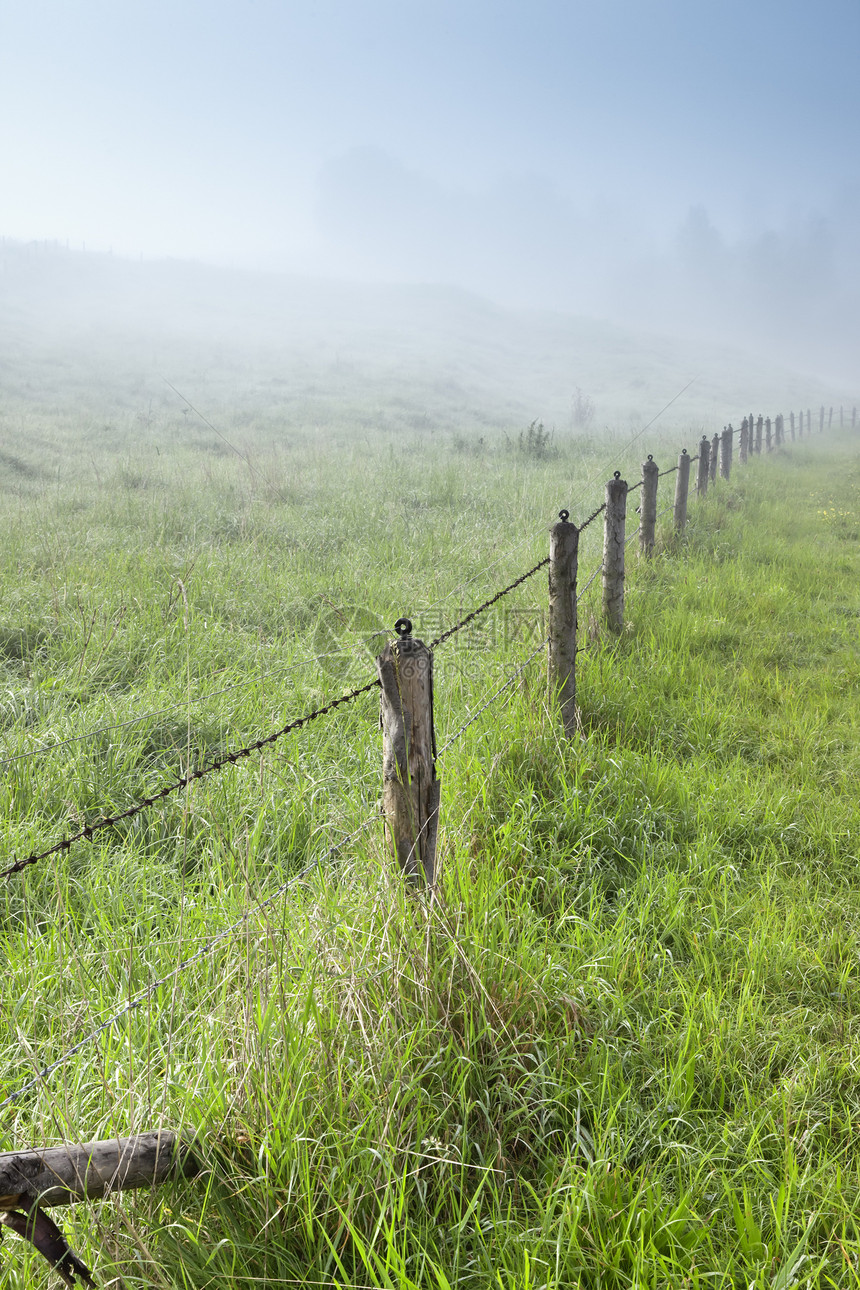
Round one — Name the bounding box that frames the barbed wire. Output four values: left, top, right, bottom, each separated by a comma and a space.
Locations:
576, 501, 606, 532
2, 679, 381, 879
0, 813, 379, 1110
428, 556, 550, 650
577, 559, 605, 599
437, 639, 548, 757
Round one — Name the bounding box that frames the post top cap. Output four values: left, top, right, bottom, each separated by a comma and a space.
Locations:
394, 618, 412, 638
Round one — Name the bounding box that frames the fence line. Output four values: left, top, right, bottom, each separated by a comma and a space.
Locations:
1, 401, 856, 1285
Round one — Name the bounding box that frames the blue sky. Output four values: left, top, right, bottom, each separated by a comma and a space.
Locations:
2, 0, 858, 365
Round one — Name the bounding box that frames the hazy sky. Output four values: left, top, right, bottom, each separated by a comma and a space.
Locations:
2, 0, 858, 368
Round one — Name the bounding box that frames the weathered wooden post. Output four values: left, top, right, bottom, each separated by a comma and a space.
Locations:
0, 1133, 199, 1284
697, 436, 710, 495
807, 408, 812, 435
739, 419, 749, 465
0, 1134, 197, 1209
708, 433, 718, 482
720, 425, 732, 480
377, 619, 440, 887
602, 471, 627, 632
820, 405, 825, 433
639, 455, 659, 554
765, 417, 772, 451
673, 449, 691, 533
790, 411, 796, 440
828, 406, 833, 428
755, 415, 763, 454
548, 509, 578, 738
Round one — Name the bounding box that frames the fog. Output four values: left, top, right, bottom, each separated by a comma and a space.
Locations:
2, 0, 858, 397
312, 149, 860, 383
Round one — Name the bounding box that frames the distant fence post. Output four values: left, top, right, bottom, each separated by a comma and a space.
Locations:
820, 405, 825, 433
673, 449, 691, 532
739, 419, 749, 466
807, 409, 812, 435
602, 471, 627, 632
697, 436, 710, 494
720, 425, 732, 480
755, 416, 763, 454
639, 455, 659, 554
377, 620, 440, 887
790, 411, 796, 440
548, 510, 578, 738
828, 406, 833, 429
798, 410, 804, 439
709, 433, 719, 481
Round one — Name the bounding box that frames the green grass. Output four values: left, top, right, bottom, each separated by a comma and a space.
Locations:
0, 393, 859, 1288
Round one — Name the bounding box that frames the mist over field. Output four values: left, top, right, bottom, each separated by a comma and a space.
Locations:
1, 233, 855, 465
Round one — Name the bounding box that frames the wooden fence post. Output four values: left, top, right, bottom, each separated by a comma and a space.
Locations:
828, 406, 833, 428
639, 455, 659, 554
674, 449, 691, 532
548, 509, 578, 738
739, 419, 749, 466
720, 425, 732, 480
790, 411, 796, 440
798, 410, 804, 439
807, 409, 812, 435
377, 620, 440, 887
709, 433, 719, 482
697, 436, 710, 495
602, 472, 627, 632
755, 415, 763, 454
765, 417, 772, 451
820, 405, 825, 433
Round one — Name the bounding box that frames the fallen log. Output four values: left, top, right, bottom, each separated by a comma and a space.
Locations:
0, 1131, 198, 1209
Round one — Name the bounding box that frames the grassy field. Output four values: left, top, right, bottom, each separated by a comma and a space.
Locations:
0, 401, 858, 1287
1, 245, 860, 1287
